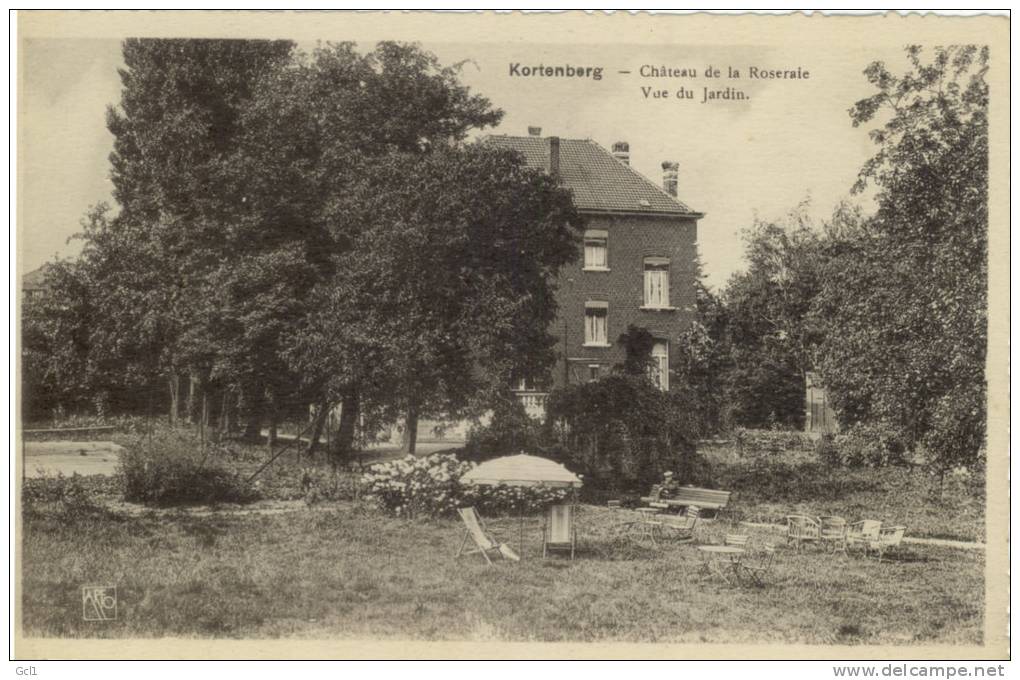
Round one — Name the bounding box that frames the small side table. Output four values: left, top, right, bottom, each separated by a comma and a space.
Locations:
697, 545, 746, 584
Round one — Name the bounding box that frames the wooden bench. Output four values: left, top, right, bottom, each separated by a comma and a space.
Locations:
641, 485, 732, 518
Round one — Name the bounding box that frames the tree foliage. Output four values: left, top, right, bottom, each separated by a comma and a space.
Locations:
815, 46, 988, 474
289, 144, 580, 456
615, 324, 656, 377
546, 374, 704, 495
25, 39, 579, 462
720, 207, 827, 429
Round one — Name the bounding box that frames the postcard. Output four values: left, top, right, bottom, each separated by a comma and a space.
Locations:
13, 10, 1009, 660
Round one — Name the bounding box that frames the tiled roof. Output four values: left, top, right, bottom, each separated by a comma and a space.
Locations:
483, 135, 699, 216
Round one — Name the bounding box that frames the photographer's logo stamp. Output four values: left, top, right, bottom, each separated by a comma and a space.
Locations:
82, 585, 117, 621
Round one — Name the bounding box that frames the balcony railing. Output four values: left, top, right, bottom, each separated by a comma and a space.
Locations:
512, 390, 548, 420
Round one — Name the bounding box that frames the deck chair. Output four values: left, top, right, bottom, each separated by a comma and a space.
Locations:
456, 507, 519, 564
786, 515, 821, 551
660, 505, 700, 542
846, 519, 882, 555
543, 504, 577, 559
738, 543, 777, 587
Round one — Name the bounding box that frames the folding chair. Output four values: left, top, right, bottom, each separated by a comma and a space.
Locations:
724, 533, 750, 548
456, 507, 519, 564
738, 543, 777, 587
660, 505, 701, 542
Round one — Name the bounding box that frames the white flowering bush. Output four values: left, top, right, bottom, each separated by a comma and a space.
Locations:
362, 453, 474, 519
362, 453, 572, 519
467, 483, 569, 516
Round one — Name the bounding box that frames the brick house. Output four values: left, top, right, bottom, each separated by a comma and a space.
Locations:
486, 129, 704, 417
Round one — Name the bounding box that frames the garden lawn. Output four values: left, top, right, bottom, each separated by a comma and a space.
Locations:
21, 502, 983, 644
701, 443, 986, 544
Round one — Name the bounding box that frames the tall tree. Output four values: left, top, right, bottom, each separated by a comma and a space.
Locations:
229, 41, 511, 455
289, 144, 581, 459
814, 46, 988, 477
721, 208, 827, 428
102, 39, 297, 428
670, 255, 732, 434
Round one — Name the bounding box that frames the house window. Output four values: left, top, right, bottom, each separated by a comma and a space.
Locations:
587, 364, 602, 382
643, 257, 670, 308
584, 230, 609, 270
584, 301, 609, 346
650, 340, 669, 391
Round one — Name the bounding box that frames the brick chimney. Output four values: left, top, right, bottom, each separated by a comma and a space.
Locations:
528, 126, 542, 137
549, 136, 560, 175
662, 161, 679, 197
611, 141, 630, 165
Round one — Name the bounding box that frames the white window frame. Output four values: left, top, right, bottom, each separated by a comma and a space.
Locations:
584, 301, 610, 347
583, 230, 609, 271
643, 256, 672, 309
650, 340, 669, 391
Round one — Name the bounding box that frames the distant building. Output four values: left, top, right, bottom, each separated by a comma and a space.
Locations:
21, 264, 54, 302
486, 128, 704, 415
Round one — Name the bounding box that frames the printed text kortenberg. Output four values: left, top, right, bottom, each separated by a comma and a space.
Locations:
509, 63, 604, 80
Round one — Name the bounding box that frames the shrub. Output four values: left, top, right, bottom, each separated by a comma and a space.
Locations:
470, 484, 569, 516
815, 434, 840, 466
361, 453, 474, 519
118, 432, 261, 506
299, 467, 360, 506
545, 373, 701, 495
23, 473, 107, 518
832, 422, 908, 467
361, 452, 570, 519
463, 395, 544, 463
732, 428, 817, 458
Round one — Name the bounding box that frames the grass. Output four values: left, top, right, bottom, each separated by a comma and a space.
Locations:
22, 498, 983, 643
699, 443, 986, 543
19, 425, 986, 643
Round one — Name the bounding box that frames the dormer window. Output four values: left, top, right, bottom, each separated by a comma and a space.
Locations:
583, 230, 609, 270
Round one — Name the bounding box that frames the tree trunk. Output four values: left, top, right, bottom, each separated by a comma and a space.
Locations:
228, 390, 242, 434
334, 390, 360, 466
200, 391, 209, 452
266, 391, 278, 454
219, 389, 231, 434
241, 384, 264, 442
186, 372, 200, 425
305, 398, 329, 457
167, 374, 180, 427
401, 398, 419, 456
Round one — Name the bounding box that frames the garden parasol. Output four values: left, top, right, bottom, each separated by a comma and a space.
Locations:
461, 453, 582, 558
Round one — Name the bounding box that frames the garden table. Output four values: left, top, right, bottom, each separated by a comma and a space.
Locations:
697, 545, 746, 584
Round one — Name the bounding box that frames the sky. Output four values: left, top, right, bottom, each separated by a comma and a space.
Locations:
18, 38, 901, 288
